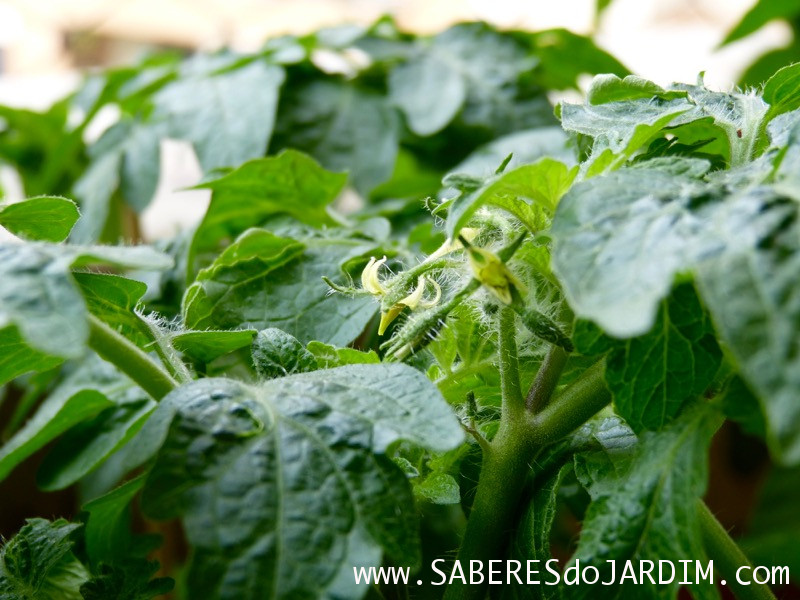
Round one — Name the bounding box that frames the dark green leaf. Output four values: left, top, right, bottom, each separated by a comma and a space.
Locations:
82, 477, 145, 567
574, 284, 722, 432
721, 0, 800, 46
37, 366, 155, 491
571, 404, 721, 599
141, 365, 462, 599
79, 560, 173, 600
0, 356, 146, 484
251, 328, 318, 379
0, 518, 88, 600
763, 62, 800, 119
272, 81, 400, 195
0, 196, 79, 242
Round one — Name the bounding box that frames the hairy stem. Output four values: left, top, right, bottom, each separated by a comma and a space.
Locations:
526, 345, 569, 413
444, 359, 610, 600
697, 501, 778, 600
87, 315, 178, 401
498, 306, 524, 421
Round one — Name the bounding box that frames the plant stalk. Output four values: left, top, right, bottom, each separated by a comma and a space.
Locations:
87, 314, 178, 401
444, 359, 611, 600
498, 306, 524, 421
697, 500, 777, 600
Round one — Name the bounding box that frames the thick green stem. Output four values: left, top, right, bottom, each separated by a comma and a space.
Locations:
528, 359, 610, 445
442, 427, 534, 600
444, 360, 610, 600
526, 345, 568, 413
87, 315, 178, 401
498, 306, 524, 421
698, 501, 777, 600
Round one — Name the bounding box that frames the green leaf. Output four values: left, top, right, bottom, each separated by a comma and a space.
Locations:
37, 373, 155, 491
763, 62, 800, 119
190, 151, 346, 261
389, 52, 466, 135
570, 404, 721, 599
395, 23, 555, 136
0, 196, 79, 242
0, 357, 141, 483
526, 28, 629, 91
0, 518, 89, 600
251, 328, 318, 379
695, 206, 800, 463
721, 0, 800, 46
558, 96, 691, 172
0, 242, 171, 359
306, 341, 379, 368
79, 560, 173, 600
70, 120, 165, 243
272, 81, 400, 195
740, 467, 800, 575
140, 365, 463, 599
82, 477, 145, 567
152, 60, 285, 173
184, 230, 377, 346
414, 472, 460, 505
0, 325, 63, 387
171, 329, 257, 364
586, 74, 684, 104
447, 158, 577, 236
73, 273, 154, 349
447, 127, 575, 179
503, 463, 571, 600
574, 284, 722, 432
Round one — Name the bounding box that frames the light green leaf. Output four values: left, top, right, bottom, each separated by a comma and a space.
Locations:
763, 62, 800, 120
0, 325, 63, 387
171, 329, 256, 364
414, 472, 460, 505
571, 404, 722, 600
190, 150, 345, 261
0, 196, 79, 242
574, 284, 722, 432
0, 519, 88, 600
306, 341, 379, 368
153, 60, 285, 173
251, 328, 318, 379
586, 74, 684, 104
140, 365, 462, 599
447, 159, 577, 236
73, 273, 153, 349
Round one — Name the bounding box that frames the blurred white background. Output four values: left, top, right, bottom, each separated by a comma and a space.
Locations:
0, 0, 791, 239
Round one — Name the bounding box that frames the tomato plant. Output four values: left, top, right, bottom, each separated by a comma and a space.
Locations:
0, 18, 798, 600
